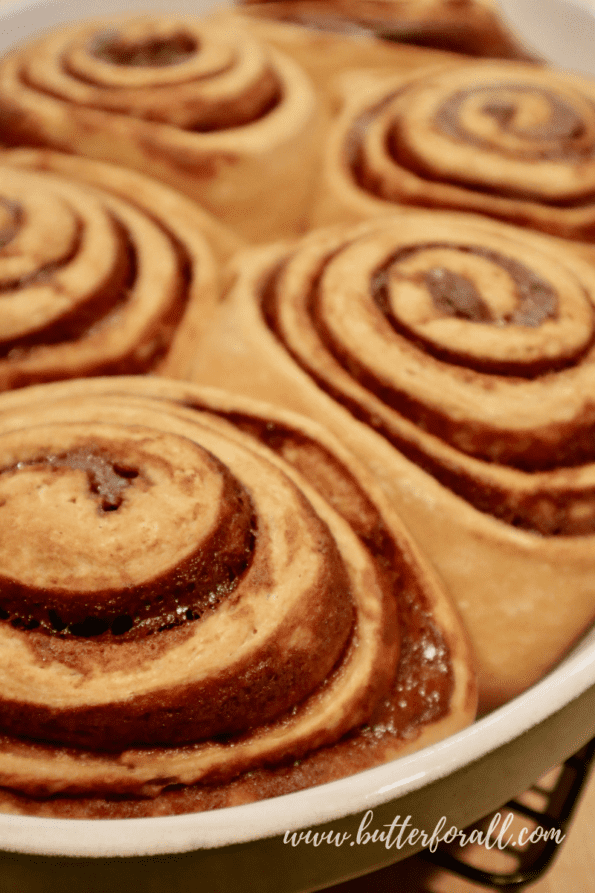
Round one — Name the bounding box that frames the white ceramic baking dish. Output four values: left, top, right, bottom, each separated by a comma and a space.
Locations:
0, 1, 594, 890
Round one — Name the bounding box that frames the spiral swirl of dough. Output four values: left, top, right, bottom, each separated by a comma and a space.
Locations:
0, 376, 475, 809
317, 61, 595, 239
0, 15, 322, 242
258, 213, 595, 535
0, 149, 237, 390
187, 211, 595, 710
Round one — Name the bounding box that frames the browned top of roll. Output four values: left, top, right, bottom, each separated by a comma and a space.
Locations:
340, 61, 595, 239
238, 0, 535, 59
0, 376, 475, 815
0, 149, 239, 390
0, 14, 284, 134
255, 211, 595, 537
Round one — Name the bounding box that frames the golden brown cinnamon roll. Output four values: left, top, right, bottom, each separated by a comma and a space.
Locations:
225, 7, 460, 106
314, 61, 595, 241
238, 0, 534, 59
187, 210, 595, 712
0, 13, 323, 242
0, 376, 475, 818
0, 148, 238, 391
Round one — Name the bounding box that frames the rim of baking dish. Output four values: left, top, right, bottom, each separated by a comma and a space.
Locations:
0, 0, 594, 859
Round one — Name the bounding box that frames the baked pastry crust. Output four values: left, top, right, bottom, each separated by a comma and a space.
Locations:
238, 0, 535, 59
226, 7, 461, 103
0, 14, 323, 242
0, 148, 238, 390
186, 210, 595, 712
313, 61, 595, 241
0, 376, 475, 817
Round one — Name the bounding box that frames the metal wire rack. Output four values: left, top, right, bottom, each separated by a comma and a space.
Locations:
419, 735, 595, 889
324, 735, 595, 892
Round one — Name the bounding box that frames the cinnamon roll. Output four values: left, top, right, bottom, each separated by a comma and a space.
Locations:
187, 210, 595, 712
238, 0, 534, 59
0, 375, 475, 817
0, 148, 238, 391
314, 60, 595, 241
225, 8, 461, 107
0, 13, 322, 242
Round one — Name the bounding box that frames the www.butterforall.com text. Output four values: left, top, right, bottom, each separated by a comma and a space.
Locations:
283, 809, 565, 852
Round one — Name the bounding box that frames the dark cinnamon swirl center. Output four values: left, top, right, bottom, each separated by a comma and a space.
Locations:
434, 85, 590, 158
34, 447, 138, 512
423, 266, 492, 322
374, 242, 559, 351
91, 31, 197, 67
0, 426, 256, 638
0, 198, 21, 250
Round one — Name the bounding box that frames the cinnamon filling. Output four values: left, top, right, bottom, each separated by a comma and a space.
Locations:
0, 197, 21, 250
435, 85, 589, 157
0, 207, 193, 380
348, 89, 595, 208
261, 253, 595, 536
187, 70, 283, 134
91, 31, 197, 67
0, 445, 257, 638
46, 447, 138, 512
73, 38, 283, 132
0, 216, 133, 359
373, 242, 560, 372
0, 512, 454, 814
424, 266, 493, 322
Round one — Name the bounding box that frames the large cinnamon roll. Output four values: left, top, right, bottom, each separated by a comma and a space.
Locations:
0, 375, 475, 817
187, 210, 595, 712
314, 60, 595, 241
0, 13, 322, 242
0, 147, 238, 391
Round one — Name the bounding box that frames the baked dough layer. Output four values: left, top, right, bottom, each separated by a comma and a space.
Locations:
0, 376, 475, 814
0, 14, 323, 242
0, 148, 239, 390
187, 210, 595, 712
314, 61, 595, 241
